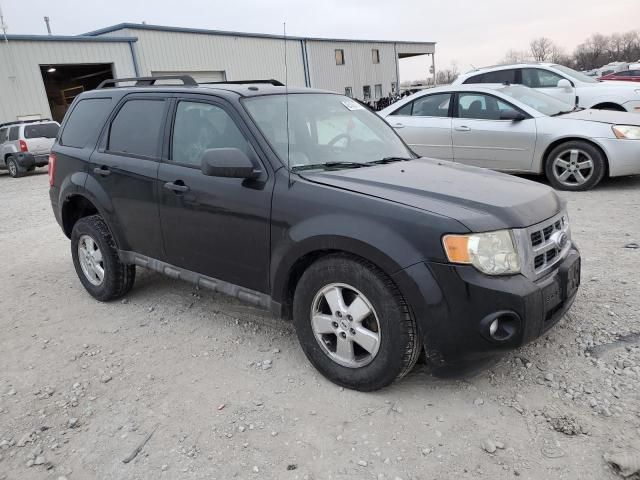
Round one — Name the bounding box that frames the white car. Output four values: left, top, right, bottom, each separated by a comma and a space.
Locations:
453, 63, 640, 113
378, 84, 640, 190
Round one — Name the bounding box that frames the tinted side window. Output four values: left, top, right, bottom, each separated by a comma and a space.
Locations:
172, 101, 249, 167
522, 68, 564, 88
8, 127, 19, 141
61, 98, 113, 148
0, 128, 7, 144
464, 69, 517, 84
391, 102, 413, 115
24, 123, 59, 139
108, 99, 165, 158
411, 93, 451, 117
457, 93, 520, 120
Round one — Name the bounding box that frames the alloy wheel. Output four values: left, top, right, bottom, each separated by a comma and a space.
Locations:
77, 234, 105, 286
310, 283, 381, 368
552, 149, 594, 187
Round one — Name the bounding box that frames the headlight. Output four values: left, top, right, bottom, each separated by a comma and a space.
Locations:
612, 125, 640, 140
442, 230, 520, 275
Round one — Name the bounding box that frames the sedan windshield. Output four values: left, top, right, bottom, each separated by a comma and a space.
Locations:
243, 94, 414, 170
499, 85, 575, 116
552, 64, 599, 84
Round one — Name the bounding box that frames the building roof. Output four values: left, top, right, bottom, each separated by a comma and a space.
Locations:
83, 22, 435, 46
0, 34, 137, 43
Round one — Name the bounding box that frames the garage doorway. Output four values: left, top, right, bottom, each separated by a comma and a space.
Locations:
39, 63, 114, 122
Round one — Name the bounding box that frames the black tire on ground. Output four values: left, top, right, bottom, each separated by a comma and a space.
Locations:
544, 140, 606, 191
6, 156, 25, 178
293, 254, 422, 391
70, 214, 135, 301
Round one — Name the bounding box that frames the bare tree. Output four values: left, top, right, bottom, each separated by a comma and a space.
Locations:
530, 37, 555, 62
501, 49, 530, 64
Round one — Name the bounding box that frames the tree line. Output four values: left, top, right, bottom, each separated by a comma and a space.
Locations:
501, 31, 640, 71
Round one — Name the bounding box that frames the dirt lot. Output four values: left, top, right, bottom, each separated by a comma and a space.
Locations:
0, 169, 639, 480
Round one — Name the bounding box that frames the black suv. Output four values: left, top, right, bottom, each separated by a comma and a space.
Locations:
49, 76, 581, 391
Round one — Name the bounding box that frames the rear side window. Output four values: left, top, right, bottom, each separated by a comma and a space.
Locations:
8, 127, 19, 141
411, 94, 451, 117
522, 68, 564, 88
107, 99, 166, 158
24, 122, 59, 139
0, 128, 7, 144
61, 98, 113, 148
464, 69, 517, 84
391, 102, 413, 115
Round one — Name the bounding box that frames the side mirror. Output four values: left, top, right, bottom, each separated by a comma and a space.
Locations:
201, 148, 260, 179
557, 79, 573, 91
500, 110, 526, 121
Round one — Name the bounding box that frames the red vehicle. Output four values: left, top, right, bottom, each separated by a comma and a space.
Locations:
599, 70, 640, 82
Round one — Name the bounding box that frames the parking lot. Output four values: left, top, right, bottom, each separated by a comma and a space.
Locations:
0, 169, 639, 480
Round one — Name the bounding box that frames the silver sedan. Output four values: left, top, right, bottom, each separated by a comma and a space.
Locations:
378, 84, 640, 190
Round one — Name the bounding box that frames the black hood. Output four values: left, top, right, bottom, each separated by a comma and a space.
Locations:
300, 158, 563, 231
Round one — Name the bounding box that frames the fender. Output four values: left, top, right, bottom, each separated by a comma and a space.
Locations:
270, 212, 429, 306
585, 93, 627, 109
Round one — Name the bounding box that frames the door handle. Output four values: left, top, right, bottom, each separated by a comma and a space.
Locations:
164, 181, 190, 193
391, 123, 405, 129
93, 166, 111, 177
455, 125, 471, 132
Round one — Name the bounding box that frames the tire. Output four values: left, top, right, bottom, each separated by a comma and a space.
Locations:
544, 140, 606, 191
293, 254, 422, 391
70, 215, 135, 301
6, 156, 24, 178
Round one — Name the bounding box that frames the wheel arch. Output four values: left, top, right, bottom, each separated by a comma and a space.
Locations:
590, 102, 625, 111
61, 194, 100, 238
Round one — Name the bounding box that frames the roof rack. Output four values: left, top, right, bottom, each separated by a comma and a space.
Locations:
0, 118, 52, 128
97, 75, 198, 89
200, 79, 284, 86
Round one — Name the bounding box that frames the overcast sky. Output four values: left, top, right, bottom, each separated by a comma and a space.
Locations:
3, 0, 640, 80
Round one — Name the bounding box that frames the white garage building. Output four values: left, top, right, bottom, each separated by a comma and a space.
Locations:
0, 23, 435, 124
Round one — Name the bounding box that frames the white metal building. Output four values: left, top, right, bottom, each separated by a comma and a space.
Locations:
0, 23, 435, 123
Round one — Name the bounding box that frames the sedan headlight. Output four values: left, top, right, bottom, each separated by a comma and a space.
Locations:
612, 125, 640, 140
443, 230, 520, 275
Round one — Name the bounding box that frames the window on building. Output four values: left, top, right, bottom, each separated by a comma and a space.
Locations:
60, 98, 113, 148
344, 87, 353, 98
363, 85, 371, 101
391, 82, 397, 94
521, 68, 565, 88
335, 49, 345, 65
372, 49, 380, 64
374, 84, 383, 99
171, 101, 249, 167
107, 99, 166, 158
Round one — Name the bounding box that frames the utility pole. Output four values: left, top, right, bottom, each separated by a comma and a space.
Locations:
44, 16, 52, 35
0, 2, 8, 43
431, 53, 436, 86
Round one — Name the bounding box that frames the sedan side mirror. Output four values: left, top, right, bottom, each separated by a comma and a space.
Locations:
500, 110, 526, 121
557, 79, 573, 91
201, 148, 261, 179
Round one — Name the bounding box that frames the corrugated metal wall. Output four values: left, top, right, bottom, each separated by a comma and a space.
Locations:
0, 40, 135, 123
107, 28, 307, 87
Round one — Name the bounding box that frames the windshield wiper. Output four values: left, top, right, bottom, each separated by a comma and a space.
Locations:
365, 156, 413, 165
291, 161, 371, 172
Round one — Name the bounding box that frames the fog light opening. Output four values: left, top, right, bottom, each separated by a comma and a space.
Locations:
480, 311, 521, 343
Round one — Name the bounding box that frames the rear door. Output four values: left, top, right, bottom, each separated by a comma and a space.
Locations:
89, 94, 168, 260
452, 92, 536, 171
385, 92, 453, 159
22, 122, 59, 155
157, 96, 272, 293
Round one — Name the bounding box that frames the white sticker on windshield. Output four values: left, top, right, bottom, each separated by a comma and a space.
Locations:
341, 99, 365, 111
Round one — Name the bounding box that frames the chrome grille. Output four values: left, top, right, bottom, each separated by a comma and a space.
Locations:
514, 211, 571, 280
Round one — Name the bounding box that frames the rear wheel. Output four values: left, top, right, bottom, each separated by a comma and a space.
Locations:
545, 141, 606, 191
71, 215, 135, 301
293, 254, 421, 391
6, 156, 24, 178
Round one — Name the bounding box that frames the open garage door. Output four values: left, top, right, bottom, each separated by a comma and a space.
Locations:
151, 71, 226, 83
40, 64, 114, 122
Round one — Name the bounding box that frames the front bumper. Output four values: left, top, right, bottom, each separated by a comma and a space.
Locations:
394, 247, 580, 366
622, 100, 640, 114
596, 137, 640, 177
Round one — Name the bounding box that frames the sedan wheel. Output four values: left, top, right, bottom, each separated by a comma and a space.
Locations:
552, 149, 594, 187
545, 140, 606, 191
310, 283, 381, 368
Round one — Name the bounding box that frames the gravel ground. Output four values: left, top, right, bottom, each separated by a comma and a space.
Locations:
0, 169, 639, 480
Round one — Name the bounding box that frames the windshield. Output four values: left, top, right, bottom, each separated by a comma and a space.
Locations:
243, 94, 414, 170
552, 64, 599, 84
24, 122, 59, 139
499, 85, 574, 116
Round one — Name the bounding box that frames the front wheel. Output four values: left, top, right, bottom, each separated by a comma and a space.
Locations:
544, 141, 606, 191
293, 254, 422, 391
71, 215, 135, 301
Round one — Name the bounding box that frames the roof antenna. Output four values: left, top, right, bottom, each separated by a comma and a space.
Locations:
283, 22, 292, 187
